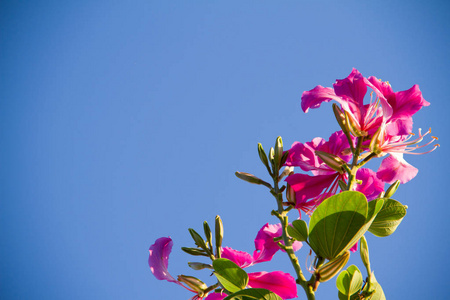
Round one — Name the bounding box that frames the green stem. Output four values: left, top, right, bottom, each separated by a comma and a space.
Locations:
272, 175, 315, 300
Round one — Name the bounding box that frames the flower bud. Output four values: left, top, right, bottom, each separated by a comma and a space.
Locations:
274, 136, 284, 166
188, 262, 213, 270
332, 104, 350, 136
188, 228, 209, 253
177, 275, 208, 293
316, 250, 350, 282
235, 172, 272, 189
257, 143, 271, 174
344, 111, 367, 137
203, 221, 213, 251
215, 215, 223, 258
359, 236, 371, 274
181, 247, 209, 257
369, 126, 384, 155
286, 183, 296, 205
384, 180, 400, 198
315, 150, 346, 173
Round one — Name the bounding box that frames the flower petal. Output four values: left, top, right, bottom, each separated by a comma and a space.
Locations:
148, 237, 179, 284
355, 168, 384, 201
253, 224, 283, 263
204, 293, 227, 300
221, 247, 254, 268
248, 271, 298, 299
377, 153, 418, 184
301, 85, 351, 113
285, 173, 339, 204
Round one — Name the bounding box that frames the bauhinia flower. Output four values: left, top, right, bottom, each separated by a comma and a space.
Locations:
148, 237, 216, 300
149, 223, 300, 300
284, 131, 352, 213
301, 68, 393, 137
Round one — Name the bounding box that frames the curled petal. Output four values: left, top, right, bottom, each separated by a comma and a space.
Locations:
301, 86, 346, 113
333, 68, 367, 113
253, 224, 302, 264
253, 224, 283, 263
285, 138, 327, 172
221, 247, 254, 268
248, 271, 298, 299
377, 153, 418, 184
355, 168, 384, 200
148, 237, 179, 284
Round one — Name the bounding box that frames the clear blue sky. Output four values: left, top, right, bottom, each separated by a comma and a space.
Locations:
1, 1, 449, 299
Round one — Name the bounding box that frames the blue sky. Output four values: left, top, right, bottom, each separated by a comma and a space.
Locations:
1, 1, 449, 299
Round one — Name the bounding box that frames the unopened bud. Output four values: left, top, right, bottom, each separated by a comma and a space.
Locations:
181, 247, 209, 257
286, 183, 296, 205
177, 275, 208, 293
369, 126, 384, 155
188, 262, 213, 270
332, 104, 350, 135
315, 151, 346, 173
344, 111, 367, 137
274, 136, 284, 166
316, 250, 350, 282
235, 172, 272, 189
203, 221, 213, 251
359, 236, 371, 274
385, 180, 400, 198
188, 228, 209, 252
257, 143, 271, 174
215, 215, 223, 258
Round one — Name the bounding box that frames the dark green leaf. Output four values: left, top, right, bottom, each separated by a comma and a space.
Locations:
223, 288, 283, 300
213, 258, 248, 293
368, 198, 407, 237
287, 220, 308, 241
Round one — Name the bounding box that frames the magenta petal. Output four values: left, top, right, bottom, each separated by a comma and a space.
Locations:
390, 85, 430, 121
285, 173, 338, 203
349, 242, 358, 253
333, 68, 367, 112
253, 223, 282, 263
285, 139, 326, 172
377, 154, 418, 184
301, 85, 344, 113
148, 237, 179, 284
204, 293, 227, 300
221, 247, 254, 268
355, 168, 384, 200
248, 271, 298, 299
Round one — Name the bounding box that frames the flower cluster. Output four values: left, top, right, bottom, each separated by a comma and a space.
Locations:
148, 223, 299, 300
148, 68, 438, 300
285, 68, 438, 215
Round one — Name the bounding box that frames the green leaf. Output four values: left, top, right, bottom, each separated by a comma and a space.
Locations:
223, 288, 283, 300
213, 258, 248, 293
287, 219, 308, 241
368, 198, 407, 237
362, 272, 386, 300
347, 265, 363, 296
365, 282, 386, 300
336, 265, 363, 299
309, 191, 369, 259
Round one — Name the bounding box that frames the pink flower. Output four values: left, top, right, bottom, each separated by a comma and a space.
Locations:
149, 224, 300, 300
373, 127, 438, 183
148, 237, 220, 300
284, 131, 351, 213
301, 69, 392, 136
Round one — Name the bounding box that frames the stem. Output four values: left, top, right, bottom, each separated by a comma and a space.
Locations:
272, 176, 316, 300
347, 137, 364, 191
